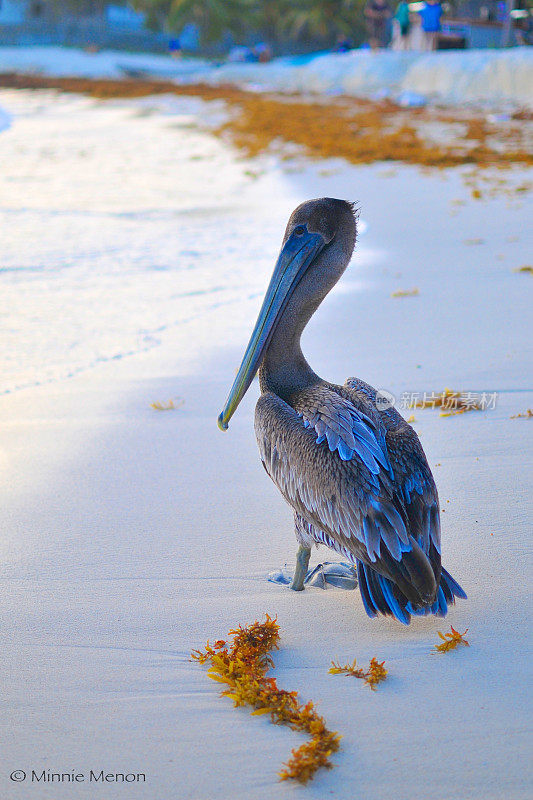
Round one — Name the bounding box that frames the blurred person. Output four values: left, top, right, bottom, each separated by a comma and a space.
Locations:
364, 0, 392, 49
392, 0, 411, 49
253, 42, 273, 62
228, 45, 254, 62
513, 10, 533, 45
168, 38, 182, 58
332, 33, 354, 52
419, 0, 443, 50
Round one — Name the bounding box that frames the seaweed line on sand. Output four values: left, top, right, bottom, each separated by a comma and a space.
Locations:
191, 615, 341, 784
1, 73, 532, 172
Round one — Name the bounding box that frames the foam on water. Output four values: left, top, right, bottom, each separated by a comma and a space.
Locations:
0, 90, 371, 395
206, 48, 533, 107
1, 44, 532, 107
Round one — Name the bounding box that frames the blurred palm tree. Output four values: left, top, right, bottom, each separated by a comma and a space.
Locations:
257, 0, 293, 40
138, 0, 259, 40
282, 0, 365, 43
135, 0, 367, 47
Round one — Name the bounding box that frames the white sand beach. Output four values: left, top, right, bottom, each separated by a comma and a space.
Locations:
0, 87, 532, 800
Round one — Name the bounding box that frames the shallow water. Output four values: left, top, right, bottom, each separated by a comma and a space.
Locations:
0, 91, 289, 393
0, 89, 373, 395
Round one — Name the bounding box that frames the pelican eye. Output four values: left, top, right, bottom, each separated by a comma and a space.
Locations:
294, 225, 306, 236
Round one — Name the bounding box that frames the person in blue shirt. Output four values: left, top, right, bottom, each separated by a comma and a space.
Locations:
419, 0, 442, 50
168, 38, 182, 58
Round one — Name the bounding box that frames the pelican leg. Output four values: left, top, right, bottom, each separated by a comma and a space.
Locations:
289, 545, 312, 591
267, 513, 358, 590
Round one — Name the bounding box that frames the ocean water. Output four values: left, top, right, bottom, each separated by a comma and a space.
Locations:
0, 90, 372, 395
0, 91, 275, 393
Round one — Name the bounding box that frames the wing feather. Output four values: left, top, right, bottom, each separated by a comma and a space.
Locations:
255, 379, 443, 603
344, 377, 442, 559
256, 389, 408, 574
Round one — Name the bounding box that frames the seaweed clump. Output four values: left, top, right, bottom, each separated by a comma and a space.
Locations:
510, 409, 532, 418
191, 615, 341, 784
414, 388, 485, 416
1, 74, 532, 171
329, 657, 388, 690
150, 398, 184, 410
433, 626, 470, 653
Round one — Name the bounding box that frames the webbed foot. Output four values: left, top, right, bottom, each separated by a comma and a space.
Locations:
268, 559, 358, 591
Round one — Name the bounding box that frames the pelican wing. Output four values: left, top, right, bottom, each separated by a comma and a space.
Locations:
343, 377, 441, 558
256, 389, 412, 568
295, 386, 392, 478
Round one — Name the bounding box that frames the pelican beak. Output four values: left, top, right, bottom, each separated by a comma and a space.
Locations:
218, 227, 325, 430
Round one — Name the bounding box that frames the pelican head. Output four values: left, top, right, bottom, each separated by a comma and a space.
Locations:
218, 198, 357, 430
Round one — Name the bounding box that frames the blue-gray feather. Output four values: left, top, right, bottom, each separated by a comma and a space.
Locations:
256, 376, 465, 621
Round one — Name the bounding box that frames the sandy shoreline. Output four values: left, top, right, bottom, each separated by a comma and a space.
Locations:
1, 72, 532, 171
1, 87, 532, 799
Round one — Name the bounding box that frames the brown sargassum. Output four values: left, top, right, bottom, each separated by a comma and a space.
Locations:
1, 73, 531, 169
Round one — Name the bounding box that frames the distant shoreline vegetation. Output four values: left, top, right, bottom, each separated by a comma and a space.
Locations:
133, 0, 368, 52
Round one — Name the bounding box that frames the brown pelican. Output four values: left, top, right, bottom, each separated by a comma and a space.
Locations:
218, 198, 466, 624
